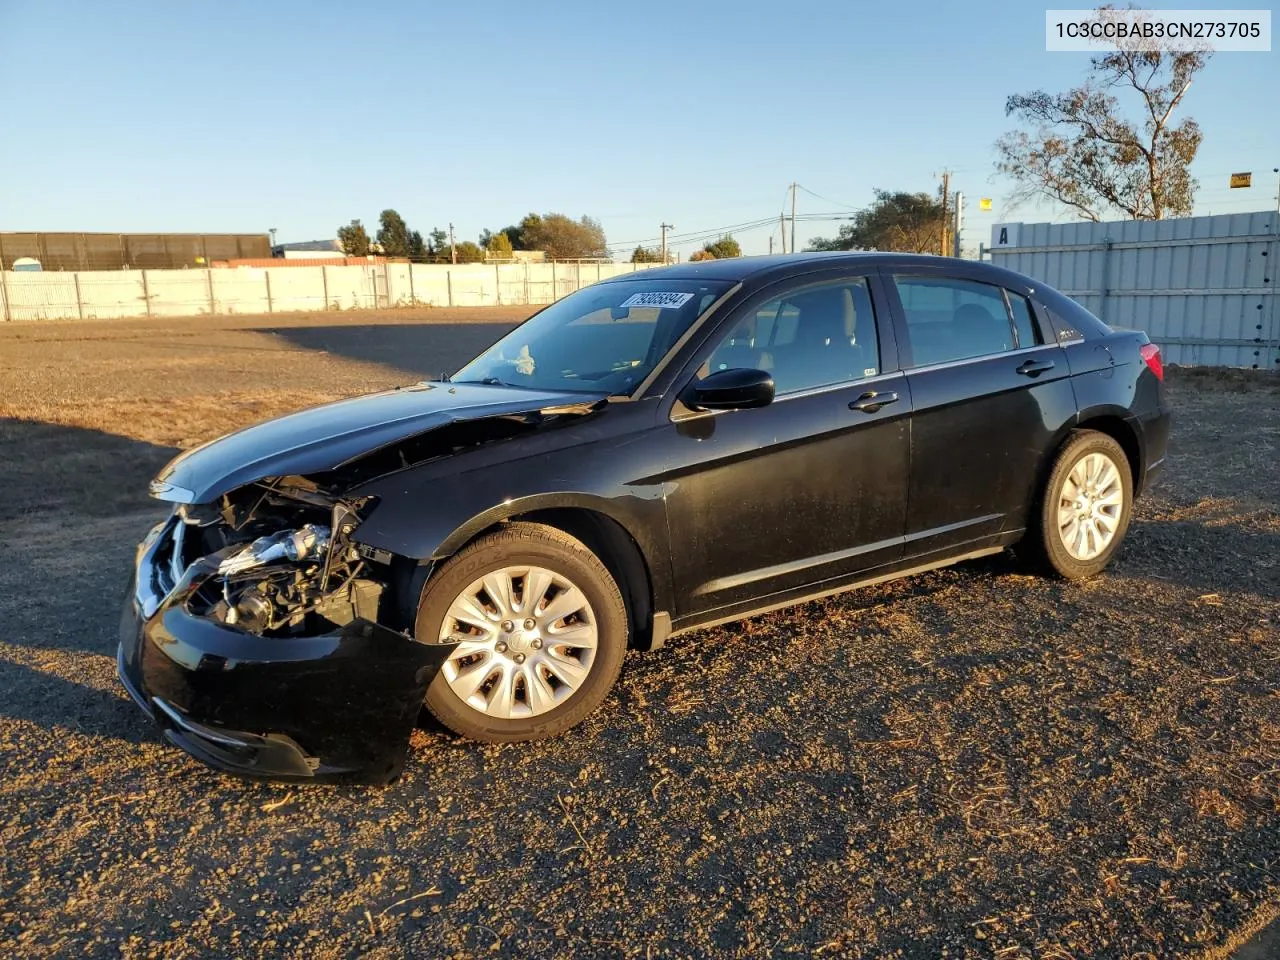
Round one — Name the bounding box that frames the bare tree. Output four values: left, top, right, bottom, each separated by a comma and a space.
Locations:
995, 5, 1208, 221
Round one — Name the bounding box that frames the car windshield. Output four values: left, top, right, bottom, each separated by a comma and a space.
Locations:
452, 278, 734, 395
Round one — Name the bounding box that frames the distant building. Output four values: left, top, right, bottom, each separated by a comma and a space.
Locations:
272, 239, 344, 258
487, 249, 546, 263
0, 232, 269, 270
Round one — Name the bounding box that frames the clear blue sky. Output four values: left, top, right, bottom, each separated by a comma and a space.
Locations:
1, 0, 1276, 257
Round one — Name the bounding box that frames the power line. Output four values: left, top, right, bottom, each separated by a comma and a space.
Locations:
661, 215, 853, 249
795, 183, 860, 210
610, 215, 787, 248
609, 208, 861, 254
783, 181, 793, 257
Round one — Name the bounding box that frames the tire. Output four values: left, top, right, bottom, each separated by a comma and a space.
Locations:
417, 522, 628, 743
1025, 430, 1134, 580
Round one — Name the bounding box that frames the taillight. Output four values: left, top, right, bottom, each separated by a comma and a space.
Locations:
1140, 343, 1164, 381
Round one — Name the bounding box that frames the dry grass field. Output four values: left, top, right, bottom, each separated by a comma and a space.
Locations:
0, 308, 1277, 959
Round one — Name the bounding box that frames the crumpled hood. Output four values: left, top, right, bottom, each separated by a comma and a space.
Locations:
152, 381, 606, 503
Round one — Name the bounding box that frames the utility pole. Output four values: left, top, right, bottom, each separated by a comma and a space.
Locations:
660, 222, 673, 264
790, 182, 797, 255
768, 235, 774, 255
953, 191, 964, 258
779, 213, 787, 254
448, 223, 456, 264
939, 171, 951, 256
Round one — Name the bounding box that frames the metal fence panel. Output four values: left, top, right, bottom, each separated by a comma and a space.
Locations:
991, 211, 1279, 369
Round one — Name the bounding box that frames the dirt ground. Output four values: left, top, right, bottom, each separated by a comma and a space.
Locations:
0, 308, 1277, 959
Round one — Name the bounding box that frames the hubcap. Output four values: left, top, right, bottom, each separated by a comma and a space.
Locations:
438, 565, 598, 719
1057, 451, 1125, 561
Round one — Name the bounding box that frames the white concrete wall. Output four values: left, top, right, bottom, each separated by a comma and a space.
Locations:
212, 268, 270, 314
0, 261, 664, 322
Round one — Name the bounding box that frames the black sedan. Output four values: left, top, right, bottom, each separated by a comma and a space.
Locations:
118, 253, 1171, 784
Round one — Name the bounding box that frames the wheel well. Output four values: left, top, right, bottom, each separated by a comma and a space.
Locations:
1076, 415, 1141, 489
449, 508, 656, 651
1020, 415, 1144, 539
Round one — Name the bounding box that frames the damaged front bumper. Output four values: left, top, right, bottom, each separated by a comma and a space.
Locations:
117, 515, 456, 785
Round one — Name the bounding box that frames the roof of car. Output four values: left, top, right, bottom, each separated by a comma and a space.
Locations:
597, 251, 1044, 294
598, 252, 968, 283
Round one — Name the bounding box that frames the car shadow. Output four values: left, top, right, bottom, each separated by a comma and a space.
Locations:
1, 418, 176, 658
0, 417, 178, 524
260, 323, 519, 381
1117, 518, 1280, 600
0, 657, 158, 747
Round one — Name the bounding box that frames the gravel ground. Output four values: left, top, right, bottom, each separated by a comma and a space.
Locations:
0, 310, 1277, 959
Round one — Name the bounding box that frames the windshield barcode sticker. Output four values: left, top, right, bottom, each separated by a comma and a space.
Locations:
619, 291, 694, 310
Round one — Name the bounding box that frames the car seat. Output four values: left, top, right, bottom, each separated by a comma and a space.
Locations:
952, 302, 1012, 358
768, 287, 866, 390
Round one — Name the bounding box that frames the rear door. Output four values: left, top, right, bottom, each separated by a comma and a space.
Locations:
883, 265, 1076, 557
660, 271, 911, 619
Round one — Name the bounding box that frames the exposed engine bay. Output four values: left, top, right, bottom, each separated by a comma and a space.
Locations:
174, 476, 394, 637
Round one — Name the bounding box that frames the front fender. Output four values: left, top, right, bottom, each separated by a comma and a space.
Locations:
350, 465, 676, 615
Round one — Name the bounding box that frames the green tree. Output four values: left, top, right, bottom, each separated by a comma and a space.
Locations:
519, 212, 608, 260
376, 209, 412, 257
631, 245, 665, 263
408, 230, 427, 261
806, 190, 944, 253
994, 4, 1208, 220
453, 240, 487, 263
337, 219, 371, 257
483, 224, 527, 250
484, 231, 514, 258
514, 214, 542, 252
427, 227, 449, 261
701, 234, 741, 259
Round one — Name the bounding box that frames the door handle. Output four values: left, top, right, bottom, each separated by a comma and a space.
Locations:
1016, 359, 1055, 377
849, 391, 899, 413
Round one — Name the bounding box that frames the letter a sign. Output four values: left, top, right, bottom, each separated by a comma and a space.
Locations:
991, 223, 1020, 248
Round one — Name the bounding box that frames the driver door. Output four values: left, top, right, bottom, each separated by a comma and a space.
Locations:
660, 272, 911, 621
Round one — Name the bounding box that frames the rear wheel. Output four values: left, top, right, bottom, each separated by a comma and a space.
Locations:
1027, 430, 1133, 579
417, 522, 628, 743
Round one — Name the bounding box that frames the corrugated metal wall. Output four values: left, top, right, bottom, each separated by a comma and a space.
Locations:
990, 211, 1280, 369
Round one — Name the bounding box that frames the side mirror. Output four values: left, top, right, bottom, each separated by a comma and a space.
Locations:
682, 367, 775, 411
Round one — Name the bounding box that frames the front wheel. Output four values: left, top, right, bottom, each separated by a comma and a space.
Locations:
417, 522, 628, 743
1027, 430, 1133, 580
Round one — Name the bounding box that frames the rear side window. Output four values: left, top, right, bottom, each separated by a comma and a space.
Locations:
893, 276, 1017, 366
1036, 287, 1112, 342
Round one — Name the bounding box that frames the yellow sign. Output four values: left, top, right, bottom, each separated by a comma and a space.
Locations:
1229, 172, 1252, 188
979, 198, 993, 211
